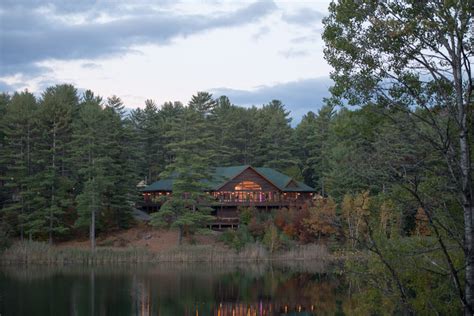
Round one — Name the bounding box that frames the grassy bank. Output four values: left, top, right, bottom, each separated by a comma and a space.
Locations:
1, 241, 333, 265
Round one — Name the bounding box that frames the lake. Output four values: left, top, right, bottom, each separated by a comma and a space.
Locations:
0, 262, 351, 315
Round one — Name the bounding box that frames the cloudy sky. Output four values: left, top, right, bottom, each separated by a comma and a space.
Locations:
0, 0, 333, 120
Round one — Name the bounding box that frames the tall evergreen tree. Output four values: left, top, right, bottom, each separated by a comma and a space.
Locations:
188, 91, 216, 116
307, 104, 334, 194
130, 100, 164, 182
0, 91, 39, 239
102, 96, 134, 229
255, 100, 295, 171
0, 93, 10, 214
325, 106, 390, 199
210, 96, 253, 165
72, 90, 109, 251
36, 85, 78, 243
158, 101, 185, 168
294, 111, 319, 187
150, 105, 214, 244
241, 107, 259, 165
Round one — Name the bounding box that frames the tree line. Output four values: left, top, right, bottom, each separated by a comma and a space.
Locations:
0, 87, 135, 248
0, 88, 328, 244
0, 84, 465, 240
0, 83, 454, 243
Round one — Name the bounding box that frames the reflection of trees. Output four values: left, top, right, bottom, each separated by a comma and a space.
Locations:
272, 272, 341, 315
0, 263, 348, 316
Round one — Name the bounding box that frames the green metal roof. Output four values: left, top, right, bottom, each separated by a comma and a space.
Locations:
141, 178, 173, 192
142, 165, 315, 193
254, 167, 315, 192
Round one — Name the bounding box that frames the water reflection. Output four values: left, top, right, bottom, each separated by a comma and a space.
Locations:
0, 262, 348, 316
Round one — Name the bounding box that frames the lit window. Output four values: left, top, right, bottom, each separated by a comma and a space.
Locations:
234, 181, 262, 191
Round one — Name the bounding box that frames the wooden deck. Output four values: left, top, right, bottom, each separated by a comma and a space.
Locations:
208, 217, 240, 230
209, 217, 240, 230
215, 199, 307, 207
138, 199, 307, 209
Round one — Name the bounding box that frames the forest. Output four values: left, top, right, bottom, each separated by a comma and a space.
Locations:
0, 86, 451, 243
0, 86, 342, 239
0, 83, 468, 313
0, 0, 472, 314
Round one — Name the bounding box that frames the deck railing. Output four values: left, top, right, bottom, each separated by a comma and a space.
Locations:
139, 198, 308, 208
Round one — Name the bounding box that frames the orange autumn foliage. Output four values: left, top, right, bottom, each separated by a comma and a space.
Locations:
414, 207, 431, 236
303, 196, 338, 240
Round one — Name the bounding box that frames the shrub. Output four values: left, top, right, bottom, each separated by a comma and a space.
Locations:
237, 225, 254, 245
302, 196, 338, 242
274, 207, 289, 231
263, 224, 280, 253
239, 207, 254, 225
278, 232, 296, 250
219, 225, 254, 251
294, 207, 314, 243
219, 229, 236, 245
248, 217, 266, 240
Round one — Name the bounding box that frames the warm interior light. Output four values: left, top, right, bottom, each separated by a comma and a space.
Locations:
234, 181, 262, 191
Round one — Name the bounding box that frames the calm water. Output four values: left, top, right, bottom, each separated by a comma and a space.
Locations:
0, 262, 349, 316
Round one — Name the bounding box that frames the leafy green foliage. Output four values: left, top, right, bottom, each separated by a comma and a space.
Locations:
219, 225, 254, 251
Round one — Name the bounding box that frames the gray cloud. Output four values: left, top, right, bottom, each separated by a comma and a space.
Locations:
81, 63, 102, 70
1, 0, 176, 15
210, 77, 333, 124
291, 34, 319, 44
282, 8, 325, 26
0, 1, 277, 76
279, 48, 310, 58
252, 25, 271, 40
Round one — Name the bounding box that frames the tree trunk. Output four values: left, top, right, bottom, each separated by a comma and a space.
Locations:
461, 126, 473, 315
91, 193, 96, 252
49, 123, 56, 245
26, 121, 31, 240
452, 39, 474, 315
89, 140, 96, 252
460, 108, 474, 316
90, 209, 96, 252
20, 143, 24, 241
20, 200, 24, 241
49, 193, 54, 245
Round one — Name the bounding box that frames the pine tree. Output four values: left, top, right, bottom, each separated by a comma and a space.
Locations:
37, 85, 77, 244
295, 105, 335, 193
72, 90, 109, 251
0, 93, 10, 213
102, 96, 134, 229
130, 99, 172, 182
0, 91, 40, 240
294, 111, 318, 187
157, 101, 185, 172
188, 91, 216, 116
209, 96, 253, 165
255, 100, 295, 171
241, 107, 259, 165
150, 105, 214, 244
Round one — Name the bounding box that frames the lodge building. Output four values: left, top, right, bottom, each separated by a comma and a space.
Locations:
141, 165, 315, 228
